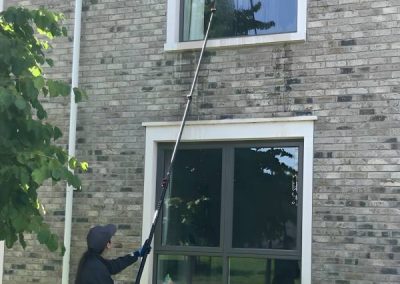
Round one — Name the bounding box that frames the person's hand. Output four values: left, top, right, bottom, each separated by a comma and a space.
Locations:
138, 242, 151, 257
132, 242, 151, 257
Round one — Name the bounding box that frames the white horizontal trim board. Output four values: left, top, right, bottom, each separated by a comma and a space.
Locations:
141, 116, 316, 284
0, 241, 4, 284
164, 0, 307, 51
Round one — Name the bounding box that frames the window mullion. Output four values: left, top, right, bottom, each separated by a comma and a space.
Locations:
222, 145, 234, 283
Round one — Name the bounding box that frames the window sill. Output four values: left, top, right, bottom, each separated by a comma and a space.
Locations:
164, 32, 306, 51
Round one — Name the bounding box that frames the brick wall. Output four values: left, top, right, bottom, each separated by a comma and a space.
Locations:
3, 0, 400, 283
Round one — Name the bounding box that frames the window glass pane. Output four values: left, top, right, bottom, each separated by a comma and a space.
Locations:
229, 257, 301, 284
182, 0, 297, 41
162, 149, 222, 246
157, 255, 223, 284
233, 147, 299, 249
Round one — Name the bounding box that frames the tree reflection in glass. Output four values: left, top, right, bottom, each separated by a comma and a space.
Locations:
182, 0, 297, 41
233, 147, 299, 250
162, 149, 222, 247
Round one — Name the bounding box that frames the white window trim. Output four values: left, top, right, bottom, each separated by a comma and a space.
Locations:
165, 0, 307, 51
141, 116, 316, 284
0, 241, 4, 284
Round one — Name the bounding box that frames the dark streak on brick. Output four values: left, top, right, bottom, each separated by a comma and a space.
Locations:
120, 187, 133, 192
200, 103, 213, 109
53, 211, 65, 216
286, 78, 301, 84
370, 115, 386, 121
208, 82, 218, 89
340, 67, 354, 74
97, 156, 109, 161
337, 95, 352, 102
341, 39, 356, 46
120, 150, 135, 155
294, 111, 312, 116
314, 152, 324, 158
380, 268, 397, 275
219, 114, 234, 119
118, 224, 131, 230
142, 86, 153, 91
337, 126, 352, 130
359, 109, 375, 115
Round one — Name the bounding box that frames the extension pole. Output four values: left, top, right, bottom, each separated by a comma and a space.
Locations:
135, 8, 216, 284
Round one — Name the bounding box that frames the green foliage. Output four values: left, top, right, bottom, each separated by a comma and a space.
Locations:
0, 6, 87, 253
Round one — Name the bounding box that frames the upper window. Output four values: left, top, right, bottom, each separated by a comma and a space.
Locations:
165, 0, 307, 50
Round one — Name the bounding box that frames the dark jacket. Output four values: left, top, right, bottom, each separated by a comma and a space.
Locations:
76, 251, 139, 284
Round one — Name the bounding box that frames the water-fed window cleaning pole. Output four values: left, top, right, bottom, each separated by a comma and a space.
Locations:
135, 8, 216, 284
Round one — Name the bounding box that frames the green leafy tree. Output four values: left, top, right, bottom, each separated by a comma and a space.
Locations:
0, 6, 87, 253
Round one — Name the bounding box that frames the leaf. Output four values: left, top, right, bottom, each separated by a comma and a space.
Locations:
80, 162, 89, 171
14, 96, 27, 110
29, 66, 41, 77
73, 87, 87, 103
33, 77, 45, 90
53, 126, 62, 140
60, 244, 66, 256
66, 171, 81, 189
32, 167, 48, 185
47, 80, 71, 97
0, 89, 15, 110
45, 58, 54, 67
37, 228, 50, 244
51, 167, 63, 180
46, 234, 59, 251
36, 107, 47, 120
12, 214, 28, 232
55, 149, 68, 164
20, 168, 30, 186
19, 232, 27, 249
68, 157, 77, 169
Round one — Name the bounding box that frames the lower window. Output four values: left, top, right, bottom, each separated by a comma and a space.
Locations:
154, 141, 303, 284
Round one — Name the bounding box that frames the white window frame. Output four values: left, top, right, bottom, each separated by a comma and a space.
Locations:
164, 0, 307, 51
0, 241, 4, 284
141, 116, 316, 284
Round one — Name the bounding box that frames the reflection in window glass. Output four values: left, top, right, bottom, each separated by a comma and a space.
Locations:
233, 147, 299, 250
229, 257, 301, 284
182, 0, 297, 41
157, 255, 223, 284
162, 149, 222, 247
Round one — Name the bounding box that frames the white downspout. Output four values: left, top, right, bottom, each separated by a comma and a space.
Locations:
62, 0, 82, 283
1, 3, 6, 284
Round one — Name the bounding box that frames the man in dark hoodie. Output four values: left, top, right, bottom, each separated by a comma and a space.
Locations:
75, 224, 151, 284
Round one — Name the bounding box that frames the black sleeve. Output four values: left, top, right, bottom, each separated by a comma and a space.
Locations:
90, 266, 114, 284
102, 254, 139, 275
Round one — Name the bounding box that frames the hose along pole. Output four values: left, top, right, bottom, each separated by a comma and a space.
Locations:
135, 8, 216, 284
